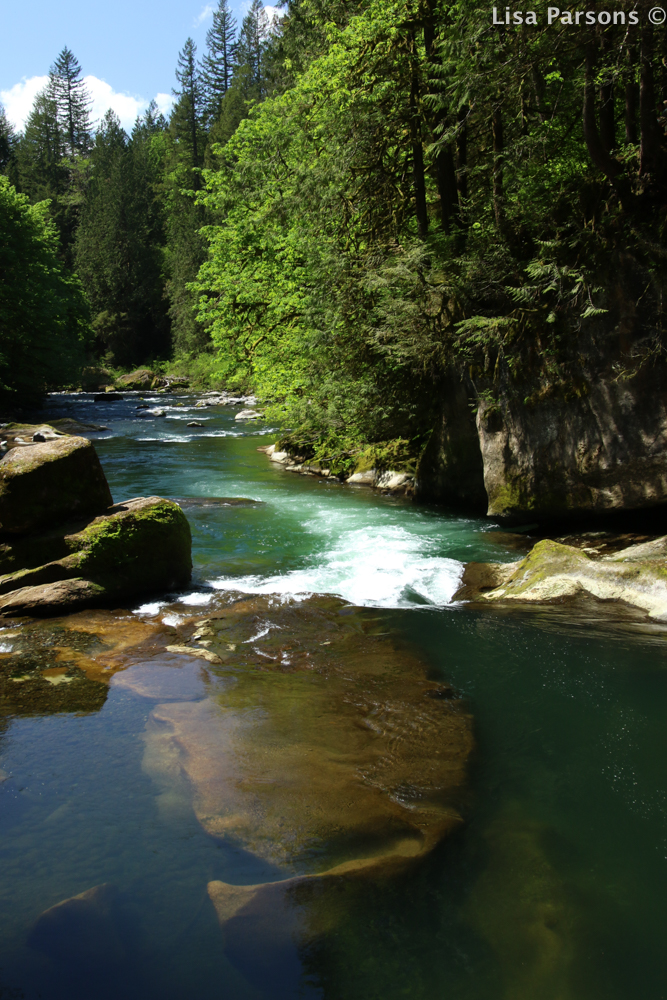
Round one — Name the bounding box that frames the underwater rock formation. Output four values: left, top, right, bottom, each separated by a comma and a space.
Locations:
130, 594, 473, 979
28, 884, 127, 968
8, 592, 473, 992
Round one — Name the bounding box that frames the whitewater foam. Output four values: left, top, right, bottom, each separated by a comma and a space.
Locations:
209, 523, 463, 609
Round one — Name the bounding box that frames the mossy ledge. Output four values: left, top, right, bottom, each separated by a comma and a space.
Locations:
455, 536, 667, 619
0, 498, 192, 617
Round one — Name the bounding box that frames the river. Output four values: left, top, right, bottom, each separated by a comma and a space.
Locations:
0, 391, 666, 1000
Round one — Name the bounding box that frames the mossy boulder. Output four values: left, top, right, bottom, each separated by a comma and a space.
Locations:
115, 368, 154, 390
457, 536, 667, 619
0, 436, 112, 536
0, 497, 192, 616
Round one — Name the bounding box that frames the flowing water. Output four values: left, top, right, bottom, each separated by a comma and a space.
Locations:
1, 392, 666, 999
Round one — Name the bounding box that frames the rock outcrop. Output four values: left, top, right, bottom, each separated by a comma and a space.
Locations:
456, 535, 667, 619
0, 429, 192, 614
114, 367, 154, 390
262, 444, 414, 494
418, 364, 667, 524
0, 435, 112, 534
0, 497, 192, 615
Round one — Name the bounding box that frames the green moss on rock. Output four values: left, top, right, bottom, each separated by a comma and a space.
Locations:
0, 497, 192, 616
0, 436, 112, 535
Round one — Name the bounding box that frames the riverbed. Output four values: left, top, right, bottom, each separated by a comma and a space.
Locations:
1, 391, 666, 1000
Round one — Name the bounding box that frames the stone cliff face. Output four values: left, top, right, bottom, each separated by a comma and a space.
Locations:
417, 362, 667, 524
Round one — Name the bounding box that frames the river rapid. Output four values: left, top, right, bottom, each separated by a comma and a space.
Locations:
1, 391, 666, 1000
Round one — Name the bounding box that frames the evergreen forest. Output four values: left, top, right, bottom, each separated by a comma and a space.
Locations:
2, 0, 667, 467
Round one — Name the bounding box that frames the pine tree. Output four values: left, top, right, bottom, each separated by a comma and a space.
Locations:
235, 0, 269, 100
75, 109, 170, 365
17, 82, 65, 202
50, 47, 92, 157
172, 38, 206, 171
201, 0, 237, 122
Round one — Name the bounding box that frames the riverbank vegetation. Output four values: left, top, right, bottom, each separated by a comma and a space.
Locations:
2, 0, 666, 465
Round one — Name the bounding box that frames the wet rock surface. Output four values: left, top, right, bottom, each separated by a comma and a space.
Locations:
0, 435, 112, 535
0, 497, 192, 616
27, 884, 129, 968
261, 444, 415, 494
134, 595, 473, 875
457, 534, 667, 619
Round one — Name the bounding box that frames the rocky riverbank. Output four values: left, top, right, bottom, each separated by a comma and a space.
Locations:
260, 444, 414, 495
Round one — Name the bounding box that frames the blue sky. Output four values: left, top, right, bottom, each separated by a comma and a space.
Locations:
1, 0, 275, 131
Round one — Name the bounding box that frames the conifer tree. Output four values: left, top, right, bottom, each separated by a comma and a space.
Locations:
17, 82, 65, 202
171, 38, 206, 170
235, 0, 269, 100
75, 109, 170, 365
50, 47, 92, 156
201, 0, 237, 122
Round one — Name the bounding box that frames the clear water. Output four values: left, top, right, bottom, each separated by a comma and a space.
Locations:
1, 392, 666, 999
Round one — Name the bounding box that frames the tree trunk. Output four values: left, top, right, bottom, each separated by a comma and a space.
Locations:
456, 105, 468, 214
492, 105, 504, 230
409, 34, 428, 239
583, 48, 623, 179
625, 42, 638, 145
639, 23, 660, 176
600, 79, 615, 153
436, 143, 458, 232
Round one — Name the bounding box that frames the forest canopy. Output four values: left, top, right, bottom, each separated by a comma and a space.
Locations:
2, 0, 666, 455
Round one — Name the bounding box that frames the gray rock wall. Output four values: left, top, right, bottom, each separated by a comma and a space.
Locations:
418, 363, 667, 523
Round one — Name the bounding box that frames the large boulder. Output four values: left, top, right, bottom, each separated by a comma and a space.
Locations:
0, 497, 192, 615
0, 436, 112, 535
476, 371, 667, 522
457, 535, 667, 619
115, 367, 154, 390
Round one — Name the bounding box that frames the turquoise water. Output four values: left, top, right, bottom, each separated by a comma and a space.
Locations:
1, 392, 666, 999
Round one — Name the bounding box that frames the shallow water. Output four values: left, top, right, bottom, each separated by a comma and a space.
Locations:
1, 393, 666, 999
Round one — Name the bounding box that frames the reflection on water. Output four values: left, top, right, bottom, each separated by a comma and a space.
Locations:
0, 392, 666, 998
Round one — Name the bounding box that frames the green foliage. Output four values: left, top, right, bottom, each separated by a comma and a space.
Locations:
74, 109, 170, 366
9, 5, 667, 434
0, 104, 17, 180
0, 177, 91, 403
192, 0, 667, 459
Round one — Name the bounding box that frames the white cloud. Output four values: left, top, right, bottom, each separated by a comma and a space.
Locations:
194, 3, 215, 27
0, 75, 49, 130
0, 75, 175, 133
84, 76, 145, 130
155, 93, 175, 118
264, 5, 284, 24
